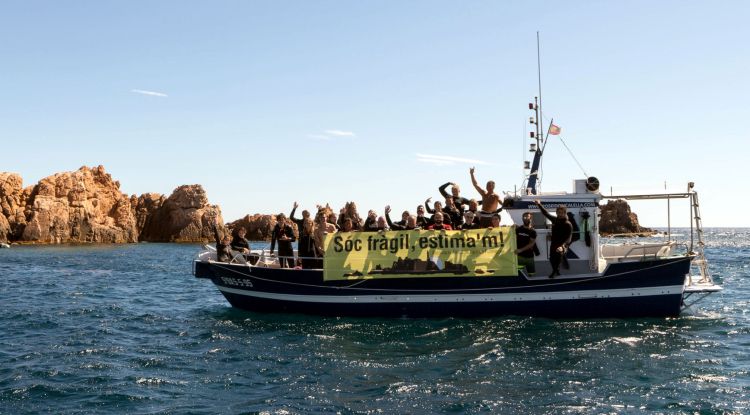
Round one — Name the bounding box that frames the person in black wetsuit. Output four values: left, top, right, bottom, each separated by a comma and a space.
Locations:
385, 206, 419, 230
425, 198, 452, 227
297, 217, 317, 268
290, 202, 315, 267
462, 211, 480, 229
362, 209, 379, 231
514, 212, 538, 275
534, 200, 572, 278
385, 205, 409, 228
415, 205, 430, 228
443, 198, 463, 228
213, 225, 234, 263
439, 182, 472, 213
270, 213, 296, 268
290, 202, 311, 237
231, 227, 250, 254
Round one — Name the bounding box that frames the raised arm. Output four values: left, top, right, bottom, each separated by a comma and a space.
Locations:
290, 202, 298, 221
534, 200, 556, 222
438, 182, 452, 199
470, 167, 486, 196
424, 198, 434, 214
385, 212, 396, 229
384, 205, 398, 229
289, 202, 303, 227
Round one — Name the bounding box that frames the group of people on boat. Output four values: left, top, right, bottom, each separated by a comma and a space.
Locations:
214, 168, 574, 278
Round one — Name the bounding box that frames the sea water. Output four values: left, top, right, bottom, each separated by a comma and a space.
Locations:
1, 229, 748, 414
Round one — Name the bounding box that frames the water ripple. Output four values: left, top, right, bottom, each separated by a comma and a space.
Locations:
0, 233, 748, 413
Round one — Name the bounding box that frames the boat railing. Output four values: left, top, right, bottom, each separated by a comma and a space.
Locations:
600, 241, 687, 262
251, 251, 323, 269
201, 247, 323, 269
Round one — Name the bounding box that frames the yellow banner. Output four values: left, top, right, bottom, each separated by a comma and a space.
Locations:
323, 228, 517, 281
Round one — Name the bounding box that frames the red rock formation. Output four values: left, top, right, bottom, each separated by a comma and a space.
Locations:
20, 166, 138, 243
599, 199, 653, 236
0, 166, 226, 244
137, 185, 223, 242
0, 172, 25, 242
227, 214, 276, 241
131, 193, 165, 239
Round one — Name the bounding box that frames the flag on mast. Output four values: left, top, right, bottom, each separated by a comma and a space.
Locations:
549, 124, 561, 135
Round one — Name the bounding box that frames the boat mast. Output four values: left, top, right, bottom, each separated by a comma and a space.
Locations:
526, 32, 544, 195
537, 31, 543, 143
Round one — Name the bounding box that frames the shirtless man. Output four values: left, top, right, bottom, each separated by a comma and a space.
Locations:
470, 167, 501, 227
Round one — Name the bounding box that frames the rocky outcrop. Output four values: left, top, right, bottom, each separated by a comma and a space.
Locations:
137, 185, 223, 242
0, 166, 225, 244
0, 173, 26, 242
227, 214, 278, 241
131, 192, 166, 237
599, 199, 653, 236
20, 166, 138, 243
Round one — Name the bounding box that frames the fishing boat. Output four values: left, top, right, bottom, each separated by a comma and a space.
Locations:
193, 96, 721, 318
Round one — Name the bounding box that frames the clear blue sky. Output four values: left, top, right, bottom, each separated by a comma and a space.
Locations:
2, 1, 748, 227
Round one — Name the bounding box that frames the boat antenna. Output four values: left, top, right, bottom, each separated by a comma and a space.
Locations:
525, 32, 544, 195
537, 31, 543, 144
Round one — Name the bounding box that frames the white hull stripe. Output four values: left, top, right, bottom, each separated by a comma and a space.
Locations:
217, 285, 685, 304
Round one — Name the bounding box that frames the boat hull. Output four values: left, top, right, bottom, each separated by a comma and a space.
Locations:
194, 257, 690, 318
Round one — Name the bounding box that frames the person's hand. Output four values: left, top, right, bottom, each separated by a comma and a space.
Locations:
556, 246, 564, 253
514, 248, 521, 254
470, 167, 475, 175
534, 199, 541, 205
293, 201, 299, 209
426, 197, 432, 203
385, 205, 391, 214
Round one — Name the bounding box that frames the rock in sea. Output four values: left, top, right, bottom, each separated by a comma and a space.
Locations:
0, 166, 224, 244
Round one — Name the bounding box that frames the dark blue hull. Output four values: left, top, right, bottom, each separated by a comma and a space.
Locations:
194, 256, 691, 318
